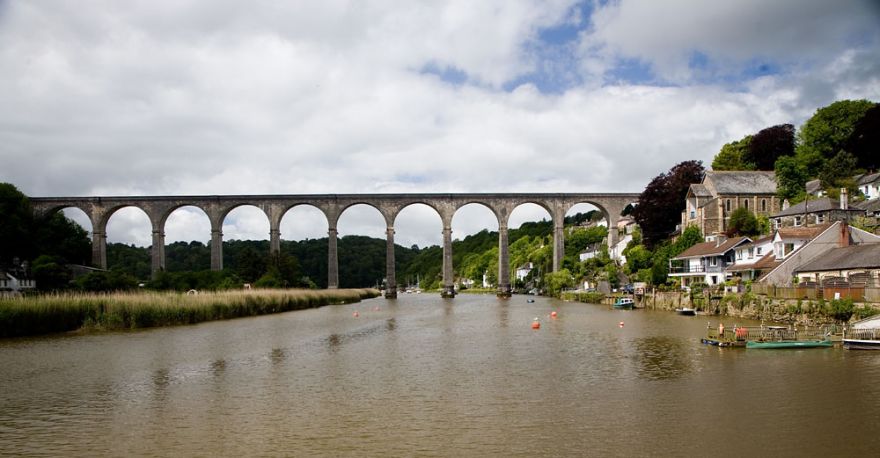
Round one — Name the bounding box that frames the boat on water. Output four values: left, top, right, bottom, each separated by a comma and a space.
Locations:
675, 307, 696, 316
612, 297, 634, 310
746, 340, 832, 349
702, 324, 833, 349
843, 316, 880, 350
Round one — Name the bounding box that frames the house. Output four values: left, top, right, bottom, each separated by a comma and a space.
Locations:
771, 190, 864, 229
759, 221, 880, 286
668, 236, 751, 287
794, 243, 880, 288
855, 172, 880, 200
579, 244, 602, 262
805, 179, 825, 198
724, 236, 774, 282
0, 272, 35, 297
515, 263, 534, 281
681, 171, 780, 238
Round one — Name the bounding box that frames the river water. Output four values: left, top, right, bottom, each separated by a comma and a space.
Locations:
1, 294, 878, 457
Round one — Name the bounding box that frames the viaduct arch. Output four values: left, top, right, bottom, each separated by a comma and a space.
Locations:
31, 193, 639, 298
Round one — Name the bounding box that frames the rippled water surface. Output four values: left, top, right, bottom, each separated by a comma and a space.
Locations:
2, 294, 879, 456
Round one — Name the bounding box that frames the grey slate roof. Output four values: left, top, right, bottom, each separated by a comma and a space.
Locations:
772, 197, 864, 218
856, 172, 880, 186
857, 198, 880, 215
672, 236, 750, 260
689, 183, 712, 197
704, 171, 777, 195
805, 179, 823, 195
794, 243, 880, 273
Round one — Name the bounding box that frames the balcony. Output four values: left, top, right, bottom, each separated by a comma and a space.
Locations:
668, 264, 725, 274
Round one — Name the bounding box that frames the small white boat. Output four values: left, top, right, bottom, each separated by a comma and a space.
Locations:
675, 307, 696, 316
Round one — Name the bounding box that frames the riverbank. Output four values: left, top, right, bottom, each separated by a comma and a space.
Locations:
0, 288, 380, 337
563, 289, 879, 326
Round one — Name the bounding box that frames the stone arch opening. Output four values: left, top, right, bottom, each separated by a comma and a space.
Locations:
336, 204, 387, 288
105, 206, 152, 279
394, 203, 443, 291
507, 203, 553, 292
563, 202, 610, 291
279, 204, 329, 288
222, 205, 270, 283
451, 203, 499, 290
164, 206, 211, 272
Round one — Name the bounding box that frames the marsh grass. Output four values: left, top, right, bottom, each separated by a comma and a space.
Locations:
0, 288, 379, 337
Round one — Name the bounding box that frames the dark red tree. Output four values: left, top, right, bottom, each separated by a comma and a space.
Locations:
632, 160, 705, 248
745, 124, 795, 170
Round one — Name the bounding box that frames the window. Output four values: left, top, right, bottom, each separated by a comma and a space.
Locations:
817, 213, 824, 223
794, 216, 802, 226
690, 210, 695, 218
736, 250, 743, 260
784, 243, 795, 257
744, 199, 749, 210
761, 199, 767, 212
726, 199, 731, 212
757, 247, 762, 255
748, 247, 754, 259
711, 257, 717, 266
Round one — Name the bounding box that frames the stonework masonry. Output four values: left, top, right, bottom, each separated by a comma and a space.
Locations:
31, 193, 639, 298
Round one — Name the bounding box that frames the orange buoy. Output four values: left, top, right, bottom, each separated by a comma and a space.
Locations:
532, 318, 541, 329
550, 311, 558, 318
619, 321, 624, 328
353, 311, 359, 317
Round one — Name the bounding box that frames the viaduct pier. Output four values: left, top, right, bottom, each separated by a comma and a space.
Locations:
30, 193, 639, 298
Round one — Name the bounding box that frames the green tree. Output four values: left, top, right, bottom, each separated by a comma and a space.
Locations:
711, 135, 753, 171
796, 99, 875, 177
818, 150, 859, 197
543, 269, 573, 297
774, 155, 809, 202
31, 255, 72, 291
0, 183, 35, 264
631, 160, 705, 248
726, 207, 759, 237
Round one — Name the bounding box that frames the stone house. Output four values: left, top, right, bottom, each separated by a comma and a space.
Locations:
0, 272, 35, 297
771, 191, 865, 229
681, 171, 780, 238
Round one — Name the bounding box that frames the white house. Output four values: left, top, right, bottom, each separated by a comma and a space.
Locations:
856, 172, 880, 200
0, 272, 35, 296
515, 263, 534, 281
668, 236, 751, 287
724, 236, 774, 281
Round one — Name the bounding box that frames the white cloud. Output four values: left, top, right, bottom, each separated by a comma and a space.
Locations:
3, 1, 879, 248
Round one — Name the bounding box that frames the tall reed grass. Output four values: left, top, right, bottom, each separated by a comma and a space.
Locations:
0, 288, 379, 337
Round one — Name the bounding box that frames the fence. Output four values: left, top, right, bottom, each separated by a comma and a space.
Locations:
751, 284, 880, 303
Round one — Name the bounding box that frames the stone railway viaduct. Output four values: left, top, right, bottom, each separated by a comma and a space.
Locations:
30, 193, 639, 298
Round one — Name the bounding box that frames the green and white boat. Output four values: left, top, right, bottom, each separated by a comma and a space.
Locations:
746, 340, 832, 349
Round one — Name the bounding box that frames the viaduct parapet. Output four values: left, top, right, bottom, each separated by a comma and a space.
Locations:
30, 193, 639, 298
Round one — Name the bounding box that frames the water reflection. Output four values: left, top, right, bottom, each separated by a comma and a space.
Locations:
633, 336, 691, 380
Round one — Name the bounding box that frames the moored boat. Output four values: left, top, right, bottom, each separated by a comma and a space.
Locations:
746, 340, 832, 349
843, 318, 880, 350
612, 297, 634, 310
675, 307, 696, 316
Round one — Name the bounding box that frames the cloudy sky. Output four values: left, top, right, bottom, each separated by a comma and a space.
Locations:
2, 0, 879, 248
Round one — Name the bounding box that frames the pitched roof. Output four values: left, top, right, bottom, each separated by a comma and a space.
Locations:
776, 224, 832, 240
794, 243, 880, 273
672, 236, 750, 260
856, 172, 880, 186
772, 197, 863, 217
738, 235, 773, 249
725, 252, 777, 272
805, 179, 823, 195
689, 183, 712, 197
704, 171, 777, 195
856, 198, 880, 214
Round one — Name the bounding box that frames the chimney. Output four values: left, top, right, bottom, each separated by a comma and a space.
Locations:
840, 188, 848, 210
782, 199, 790, 211
839, 221, 850, 247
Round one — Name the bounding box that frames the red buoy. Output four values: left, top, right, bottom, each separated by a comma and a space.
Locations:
619, 321, 624, 328
550, 311, 558, 318
532, 318, 541, 329
353, 311, 359, 318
